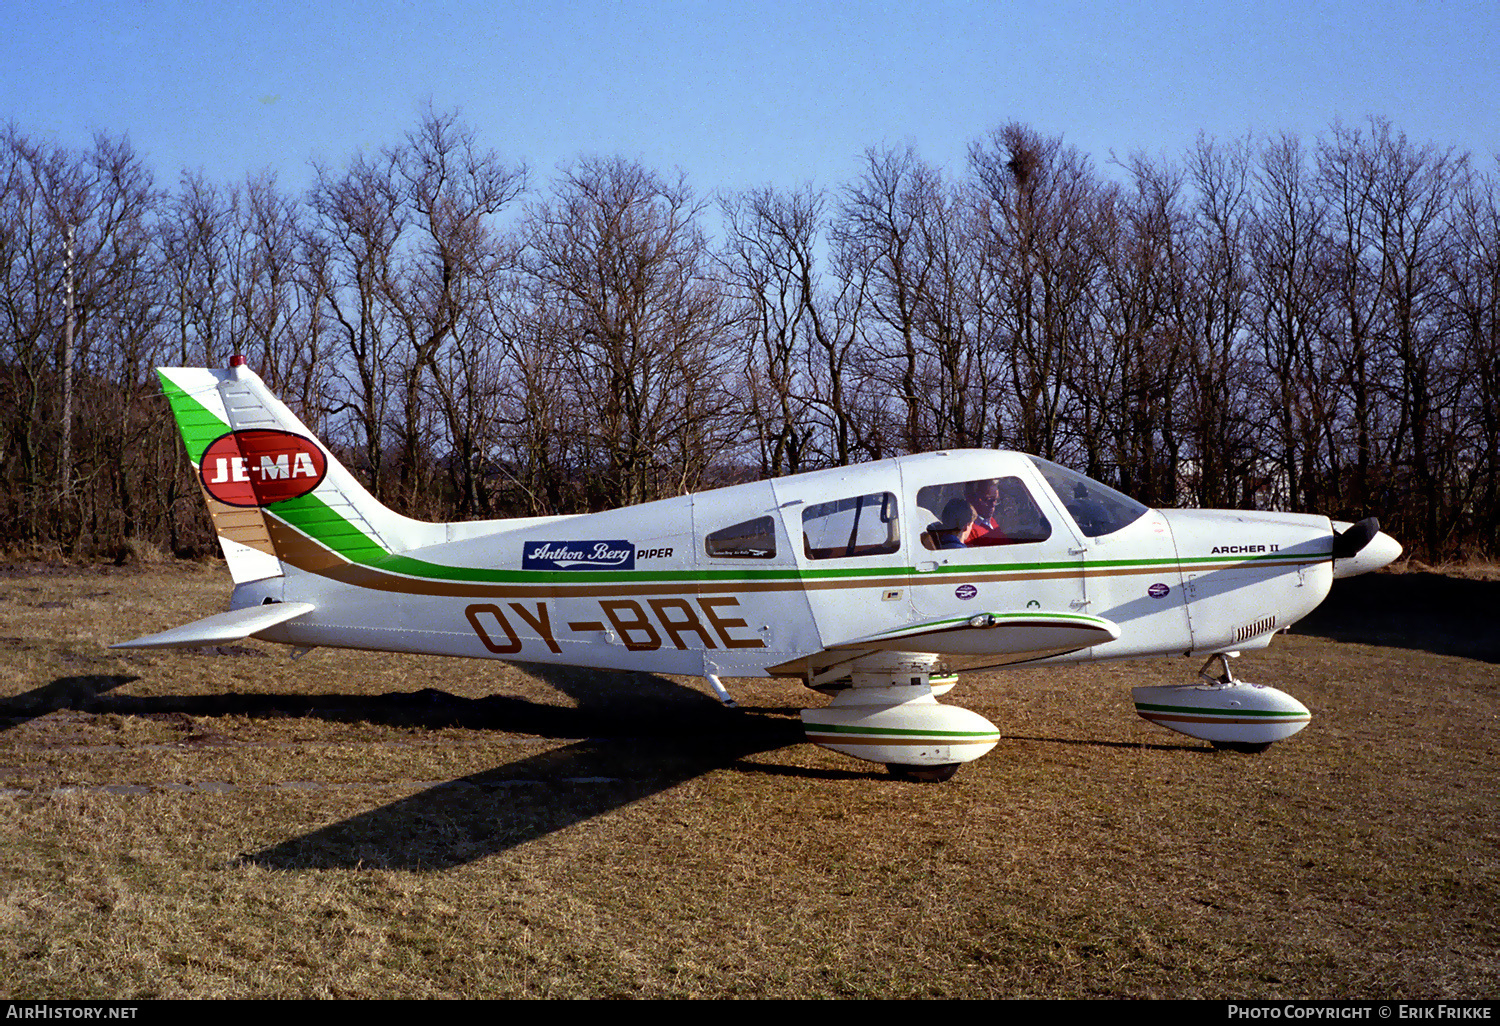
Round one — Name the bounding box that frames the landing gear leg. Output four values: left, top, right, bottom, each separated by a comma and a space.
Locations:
1198, 652, 1239, 685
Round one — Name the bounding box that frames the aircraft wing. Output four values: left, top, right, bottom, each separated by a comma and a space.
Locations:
830, 609, 1121, 659
111, 602, 316, 650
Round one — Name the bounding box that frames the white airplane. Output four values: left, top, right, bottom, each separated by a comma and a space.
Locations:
116, 358, 1402, 781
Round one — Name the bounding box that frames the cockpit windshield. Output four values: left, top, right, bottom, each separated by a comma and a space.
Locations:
1028, 457, 1149, 538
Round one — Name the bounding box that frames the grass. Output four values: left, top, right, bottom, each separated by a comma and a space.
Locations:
1385, 556, 1500, 581
0, 560, 1496, 998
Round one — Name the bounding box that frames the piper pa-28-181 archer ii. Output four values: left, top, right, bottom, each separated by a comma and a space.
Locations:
117, 357, 1402, 782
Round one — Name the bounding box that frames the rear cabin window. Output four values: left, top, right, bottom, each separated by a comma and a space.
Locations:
705, 516, 777, 559
802, 492, 900, 559
916, 477, 1051, 550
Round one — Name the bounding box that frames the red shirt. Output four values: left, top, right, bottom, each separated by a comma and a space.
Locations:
962, 516, 1006, 545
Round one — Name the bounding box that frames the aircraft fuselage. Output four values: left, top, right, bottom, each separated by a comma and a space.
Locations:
236, 449, 1339, 680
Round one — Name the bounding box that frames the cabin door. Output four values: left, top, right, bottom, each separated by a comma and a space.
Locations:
905, 462, 1089, 627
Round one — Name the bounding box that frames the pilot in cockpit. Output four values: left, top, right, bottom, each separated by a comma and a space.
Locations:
929, 497, 975, 549
961, 479, 1007, 545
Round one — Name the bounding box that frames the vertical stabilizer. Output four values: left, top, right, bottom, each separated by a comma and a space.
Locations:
157, 367, 282, 583
158, 362, 440, 581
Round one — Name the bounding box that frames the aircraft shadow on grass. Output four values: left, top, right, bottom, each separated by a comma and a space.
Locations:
3, 664, 1205, 870
243, 665, 813, 871
1296, 572, 1500, 663
0, 663, 809, 869
0, 673, 140, 724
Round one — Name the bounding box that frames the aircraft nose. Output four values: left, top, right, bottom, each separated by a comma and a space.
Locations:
1331, 524, 1403, 579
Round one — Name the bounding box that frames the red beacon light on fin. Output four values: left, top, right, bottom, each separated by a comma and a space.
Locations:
229, 354, 247, 367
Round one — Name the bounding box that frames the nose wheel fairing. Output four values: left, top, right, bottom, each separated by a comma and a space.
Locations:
1131, 654, 1311, 749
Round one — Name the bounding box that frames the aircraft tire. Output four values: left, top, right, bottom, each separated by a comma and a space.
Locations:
1210, 740, 1273, 754
886, 762, 961, 783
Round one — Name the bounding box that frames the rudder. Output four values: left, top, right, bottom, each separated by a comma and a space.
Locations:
157, 359, 436, 582
158, 366, 282, 583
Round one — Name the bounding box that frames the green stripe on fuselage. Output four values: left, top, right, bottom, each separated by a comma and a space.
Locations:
264, 510, 1332, 589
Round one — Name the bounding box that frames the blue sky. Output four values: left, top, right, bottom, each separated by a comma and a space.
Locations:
5, 0, 1497, 198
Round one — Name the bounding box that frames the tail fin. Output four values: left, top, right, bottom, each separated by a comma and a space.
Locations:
158, 360, 433, 582
158, 366, 281, 582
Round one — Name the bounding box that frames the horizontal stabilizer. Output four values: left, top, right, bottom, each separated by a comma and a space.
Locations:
111, 602, 315, 650
832, 610, 1120, 658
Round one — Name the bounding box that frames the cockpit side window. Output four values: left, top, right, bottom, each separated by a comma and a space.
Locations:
705, 516, 777, 559
1028, 457, 1148, 538
802, 492, 900, 559
916, 477, 1051, 551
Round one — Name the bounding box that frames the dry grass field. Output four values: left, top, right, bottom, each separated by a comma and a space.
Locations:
1, 560, 1496, 998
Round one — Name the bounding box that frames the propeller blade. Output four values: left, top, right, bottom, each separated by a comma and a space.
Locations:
1332, 517, 1380, 560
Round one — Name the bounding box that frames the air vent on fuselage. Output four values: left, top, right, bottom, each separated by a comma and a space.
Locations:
1235, 615, 1277, 643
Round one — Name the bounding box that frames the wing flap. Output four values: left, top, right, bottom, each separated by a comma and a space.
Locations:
111, 602, 315, 650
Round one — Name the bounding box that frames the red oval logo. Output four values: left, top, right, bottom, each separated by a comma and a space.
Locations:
199, 430, 328, 507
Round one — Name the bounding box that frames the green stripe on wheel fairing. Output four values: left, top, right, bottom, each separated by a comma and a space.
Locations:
803, 723, 1000, 738
1134, 702, 1308, 719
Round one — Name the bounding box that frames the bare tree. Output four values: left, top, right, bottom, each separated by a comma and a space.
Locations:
969, 124, 1104, 461
231, 172, 331, 421
913, 181, 992, 451
836, 146, 989, 454
1355, 121, 1464, 548
1446, 160, 1500, 553
484, 283, 580, 515
159, 172, 238, 367
383, 109, 527, 514
720, 184, 831, 475
1311, 119, 1466, 552
839, 145, 935, 452
1084, 152, 1191, 506
0, 127, 158, 546
1179, 134, 1259, 508
307, 148, 406, 502
1249, 132, 1337, 512
522, 157, 740, 507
